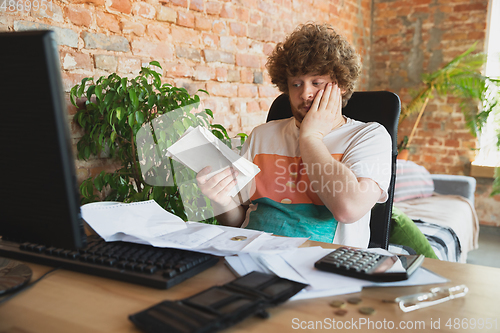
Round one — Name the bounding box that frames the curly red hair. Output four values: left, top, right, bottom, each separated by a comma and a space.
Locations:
266, 23, 361, 107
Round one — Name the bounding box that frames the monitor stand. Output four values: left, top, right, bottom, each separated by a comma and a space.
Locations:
0, 257, 32, 295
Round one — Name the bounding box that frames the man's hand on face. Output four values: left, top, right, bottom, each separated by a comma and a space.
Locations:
196, 166, 238, 207
299, 83, 344, 141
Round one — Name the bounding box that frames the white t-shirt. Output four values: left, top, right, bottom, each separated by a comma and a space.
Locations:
240, 116, 392, 248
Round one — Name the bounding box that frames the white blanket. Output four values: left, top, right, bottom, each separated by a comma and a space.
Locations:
394, 194, 479, 262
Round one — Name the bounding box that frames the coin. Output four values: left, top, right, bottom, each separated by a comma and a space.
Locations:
329, 300, 346, 308
359, 307, 376, 315
231, 236, 247, 241
334, 309, 348, 316
347, 297, 362, 305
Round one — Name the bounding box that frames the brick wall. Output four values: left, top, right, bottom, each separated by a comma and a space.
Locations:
370, 0, 488, 175
370, 0, 500, 226
1, 0, 373, 182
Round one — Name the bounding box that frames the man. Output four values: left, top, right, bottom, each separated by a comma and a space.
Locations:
196, 23, 391, 248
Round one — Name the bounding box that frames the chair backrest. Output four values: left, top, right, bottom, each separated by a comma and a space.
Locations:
266, 91, 401, 249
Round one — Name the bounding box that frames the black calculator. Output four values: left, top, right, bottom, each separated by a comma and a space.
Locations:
314, 247, 425, 282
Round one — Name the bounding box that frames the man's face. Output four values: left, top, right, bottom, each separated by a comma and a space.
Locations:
287, 74, 333, 125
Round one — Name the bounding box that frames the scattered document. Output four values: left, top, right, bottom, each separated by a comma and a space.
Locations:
81, 200, 187, 241
82, 199, 448, 301
81, 200, 307, 256
166, 126, 260, 197
224, 246, 449, 301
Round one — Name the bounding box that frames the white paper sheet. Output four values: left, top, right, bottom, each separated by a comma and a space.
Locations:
166, 126, 260, 197
224, 246, 449, 301
82, 201, 306, 256
81, 200, 187, 241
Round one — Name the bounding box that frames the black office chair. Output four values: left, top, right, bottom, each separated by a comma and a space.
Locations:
266, 91, 401, 249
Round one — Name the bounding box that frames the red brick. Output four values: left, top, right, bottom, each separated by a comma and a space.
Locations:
132, 2, 156, 19
422, 154, 437, 163
228, 69, 240, 82
193, 66, 216, 81
439, 156, 455, 164
131, 40, 174, 60
206, 82, 238, 97
202, 33, 219, 48
220, 4, 236, 19
258, 1, 278, 16
442, 32, 468, 41
61, 51, 93, 71
195, 16, 212, 31
97, 12, 120, 33
65, 6, 92, 27
250, 11, 261, 24
171, 26, 199, 46
61, 72, 90, 92
452, 131, 475, 140
427, 121, 441, 129
110, 0, 132, 14
212, 20, 227, 34
157, 6, 177, 22
178, 11, 195, 28
204, 49, 234, 64
238, 84, 258, 97
428, 137, 443, 146
444, 139, 460, 148
147, 24, 170, 41
170, 0, 188, 8
216, 68, 227, 82
176, 47, 202, 62
121, 20, 146, 36
236, 53, 259, 68
468, 31, 485, 40
240, 69, 253, 83
206, 1, 222, 15
258, 85, 279, 98
259, 100, 270, 112
454, 3, 487, 12
166, 63, 194, 78
236, 7, 250, 22
247, 100, 260, 113
263, 43, 274, 56
117, 57, 141, 74
190, 0, 204, 11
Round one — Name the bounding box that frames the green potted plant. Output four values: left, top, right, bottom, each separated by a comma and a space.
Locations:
401, 43, 499, 145
400, 43, 500, 195
70, 61, 241, 223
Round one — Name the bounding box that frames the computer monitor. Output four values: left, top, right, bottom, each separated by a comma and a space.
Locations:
0, 30, 86, 250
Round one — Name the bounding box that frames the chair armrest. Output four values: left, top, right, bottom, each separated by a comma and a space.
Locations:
430, 174, 476, 204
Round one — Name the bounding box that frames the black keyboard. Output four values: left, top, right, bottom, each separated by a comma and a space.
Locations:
0, 235, 219, 289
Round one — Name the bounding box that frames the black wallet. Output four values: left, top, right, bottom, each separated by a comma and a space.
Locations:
129, 271, 307, 333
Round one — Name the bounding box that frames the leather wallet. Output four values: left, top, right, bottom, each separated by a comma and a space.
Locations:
129, 271, 308, 333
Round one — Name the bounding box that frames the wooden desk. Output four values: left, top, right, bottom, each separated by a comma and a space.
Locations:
1, 241, 499, 333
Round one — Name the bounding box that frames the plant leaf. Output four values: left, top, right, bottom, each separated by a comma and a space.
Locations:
149, 60, 162, 69
129, 89, 139, 109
